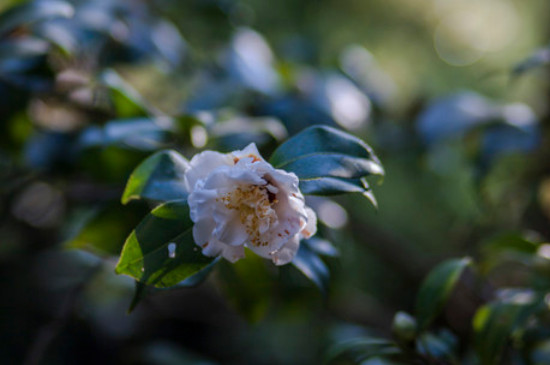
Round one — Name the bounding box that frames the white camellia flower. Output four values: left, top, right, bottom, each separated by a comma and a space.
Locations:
185, 143, 317, 265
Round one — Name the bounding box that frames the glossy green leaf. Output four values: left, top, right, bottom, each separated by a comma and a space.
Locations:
115, 200, 213, 288
100, 69, 151, 118
269, 126, 383, 200
122, 150, 189, 204
0, 0, 74, 36
415, 257, 472, 331
292, 242, 330, 291
127, 258, 220, 313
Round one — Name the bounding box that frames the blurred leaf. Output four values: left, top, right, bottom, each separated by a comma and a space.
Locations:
415, 257, 472, 331
100, 69, 151, 118
79, 146, 150, 183
531, 340, 550, 365
513, 47, 550, 76
0, 0, 74, 36
0, 37, 49, 73
65, 204, 147, 256
473, 292, 542, 365
292, 242, 330, 291
304, 237, 339, 257
217, 251, 273, 323
115, 200, 213, 288
269, 125, 383, 201
416, 331, 458, 362
416, 92, 495, 145
483, 233, 538, 255
207, 116, 287, 152
479, 233, 538, 275
122, 149, 189, 205
325, 337, 401, 364
79, 118, 170, 151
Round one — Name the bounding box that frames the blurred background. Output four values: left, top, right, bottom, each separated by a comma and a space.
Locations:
1, 0, 550, 364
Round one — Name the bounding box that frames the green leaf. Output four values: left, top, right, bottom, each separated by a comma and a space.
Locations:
292, 242, 330, 291
100, 69, 151, 118
115, 200, 213, 288
325, 337, 401, 364
122, 150, 189, 205
0, 0, 74, 36
127, 258, 220, 313
269, 126, 383, 200
415, 257, 472, 331
128, 280, 148, 313
473, 291, 542, 365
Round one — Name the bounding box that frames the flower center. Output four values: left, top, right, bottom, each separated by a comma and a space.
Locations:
219, 184, 278, 247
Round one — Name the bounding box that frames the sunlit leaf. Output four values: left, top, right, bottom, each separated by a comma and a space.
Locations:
115, 200, 213, 288
122, 149, 189, 205
415, 257, 472, 331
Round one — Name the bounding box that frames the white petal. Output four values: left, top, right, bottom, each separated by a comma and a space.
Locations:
246, 214, 301, 258
300, 206, 317, 239
270, 235, 300, 265
188, 187, 218, 221
232, 143, 265, 163
192, 218, 216, 247
222, 244, 246, 263
202, 165, 265, 190
214, 215, 249, 246
201, 239, 223, 257
184, 151, 233, 191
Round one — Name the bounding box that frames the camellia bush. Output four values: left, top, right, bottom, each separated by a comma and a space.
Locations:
1, 0, 550, 365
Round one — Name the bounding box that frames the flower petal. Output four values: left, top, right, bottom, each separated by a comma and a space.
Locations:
232, 143, 265, 164
300, 207, 317, 239
222, 244, 246, 263
270, 235, 300, 265
214, 215, 249, 246
184, 151, 233, 191
192, 218, 216, 247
